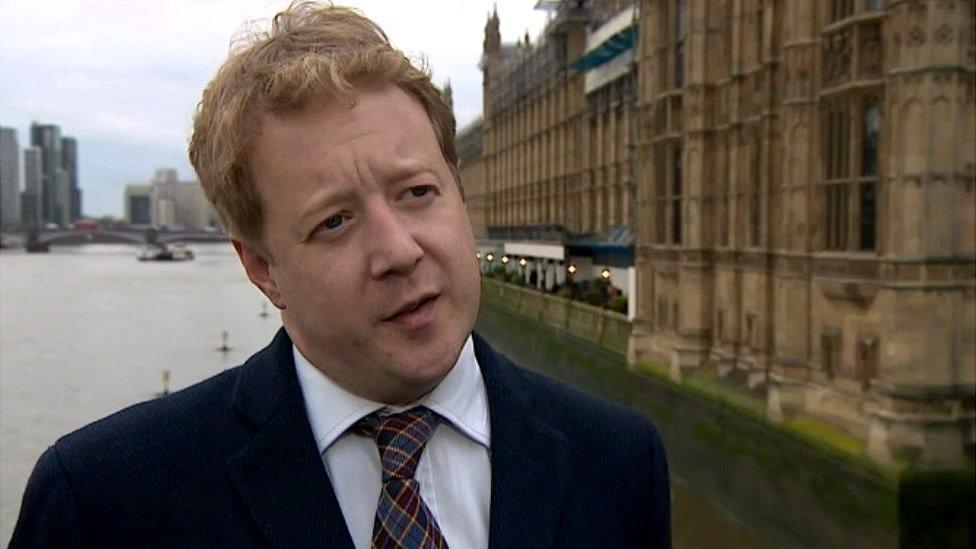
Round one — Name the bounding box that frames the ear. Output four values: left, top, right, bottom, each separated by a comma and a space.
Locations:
232, 238, 286, 310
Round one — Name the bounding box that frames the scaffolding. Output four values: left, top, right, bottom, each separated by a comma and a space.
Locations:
486, 0, 637, 114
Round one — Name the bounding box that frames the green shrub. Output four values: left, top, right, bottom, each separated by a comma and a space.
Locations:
558, 280, 581, 299
581, 279, 610, 307
582, 288, 603, 307
608, 295, 628, 314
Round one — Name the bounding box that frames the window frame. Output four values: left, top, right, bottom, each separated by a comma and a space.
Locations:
820, 89, 883, 253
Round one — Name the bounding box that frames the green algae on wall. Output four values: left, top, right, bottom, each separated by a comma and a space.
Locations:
479, 281, 975, 547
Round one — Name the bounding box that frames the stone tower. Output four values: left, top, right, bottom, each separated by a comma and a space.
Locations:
482, 7, 501, 121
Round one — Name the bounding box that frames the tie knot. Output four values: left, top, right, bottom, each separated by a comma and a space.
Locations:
356, 406, 439, 481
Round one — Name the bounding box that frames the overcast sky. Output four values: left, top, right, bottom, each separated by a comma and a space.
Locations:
0, 0, 550, 218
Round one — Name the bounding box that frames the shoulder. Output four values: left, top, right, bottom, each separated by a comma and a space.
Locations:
473, 333, 671, 545
505, 352, 662, 449
473, 332, 665, 459
11, 365, 251, 546
52, 329, 293, 465
50, 364, 249, 487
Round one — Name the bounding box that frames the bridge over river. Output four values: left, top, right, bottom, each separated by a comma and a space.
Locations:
1, 227, 228, 252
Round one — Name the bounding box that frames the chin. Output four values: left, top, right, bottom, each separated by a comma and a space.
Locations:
394, 331, 463, 382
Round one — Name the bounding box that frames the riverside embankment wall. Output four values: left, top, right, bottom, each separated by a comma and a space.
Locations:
478, 278, 973, 548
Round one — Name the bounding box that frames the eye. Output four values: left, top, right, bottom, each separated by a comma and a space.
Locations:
409, 185, 431, 198
323, 214, 344, 230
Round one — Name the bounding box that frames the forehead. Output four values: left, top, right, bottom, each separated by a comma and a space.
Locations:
247, 85, 444, 231
254, 85, 438, 165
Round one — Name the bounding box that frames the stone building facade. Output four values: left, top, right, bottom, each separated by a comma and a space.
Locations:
475, 0, 975, 468
478, 1, 636, 236
628, 0, 975, 468
457, 118, 487, 238
475, 1, 639, 298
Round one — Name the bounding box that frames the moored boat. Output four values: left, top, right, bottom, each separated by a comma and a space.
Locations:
138, 243, 194, 262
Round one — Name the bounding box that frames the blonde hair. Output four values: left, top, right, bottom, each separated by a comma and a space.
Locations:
189, 1, 458, 243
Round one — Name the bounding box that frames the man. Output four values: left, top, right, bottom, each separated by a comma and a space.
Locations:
11, 3, 670, 547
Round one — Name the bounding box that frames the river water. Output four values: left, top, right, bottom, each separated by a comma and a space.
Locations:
0, 243, 766, 547
0, 244, 281, 544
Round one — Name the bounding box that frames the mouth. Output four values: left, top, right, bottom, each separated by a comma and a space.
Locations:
383, 292, 440, 330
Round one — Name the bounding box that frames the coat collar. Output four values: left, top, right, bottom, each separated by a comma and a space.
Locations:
226, 328, 355, 548
473, 332, 569, 549
225, 329, 569, 548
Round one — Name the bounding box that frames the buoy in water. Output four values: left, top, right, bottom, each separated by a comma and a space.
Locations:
218, 330, 231, 352
155, 369, 171, 398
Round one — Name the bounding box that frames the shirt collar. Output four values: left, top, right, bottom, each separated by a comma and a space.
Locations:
293, 335, 490, 454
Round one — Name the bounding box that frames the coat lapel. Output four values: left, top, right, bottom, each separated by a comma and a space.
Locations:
474, 333, 569, 549
225, 329, 354, 549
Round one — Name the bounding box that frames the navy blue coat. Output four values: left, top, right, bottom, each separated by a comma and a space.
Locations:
11, 330, 670, 548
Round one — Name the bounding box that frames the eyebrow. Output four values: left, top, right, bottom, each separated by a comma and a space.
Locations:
295, 160, 438, 234
296, 180, 354, 233
374, 159, 435, 183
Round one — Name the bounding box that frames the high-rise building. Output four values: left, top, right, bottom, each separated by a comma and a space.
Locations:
30, 122, 65, 225
21, 147, 43, 228
123, 169, 219, 230
124, 184, 152, 225
152, 168, 178, 185
61, 136, 81, 221
0, 127, 20, 228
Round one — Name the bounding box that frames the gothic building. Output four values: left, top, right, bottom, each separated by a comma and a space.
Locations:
476, 0, 639, 295
474, 0, 975, 468
457, 118, 487, 237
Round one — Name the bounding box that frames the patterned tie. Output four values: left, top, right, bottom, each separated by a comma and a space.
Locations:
356, 406, 449, 549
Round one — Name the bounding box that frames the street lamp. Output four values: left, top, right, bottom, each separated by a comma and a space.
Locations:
600, 267, 613, 308
518, 257, 527, 267
486, 252, 495, 263
476, 251, 482, 260
501, 255, 510, 265
566, 264, 579, 300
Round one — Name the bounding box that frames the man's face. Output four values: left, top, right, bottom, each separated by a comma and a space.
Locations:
236, 84, 480, 404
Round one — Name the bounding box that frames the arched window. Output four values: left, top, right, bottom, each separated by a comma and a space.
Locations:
861, 102, 880, 177
674, 0, 685, 88
859, 99, 880, 251
822, 93, 882, 252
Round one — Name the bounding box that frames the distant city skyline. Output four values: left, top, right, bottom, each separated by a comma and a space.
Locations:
1, 122, 83, 226
123, 168, 218, 230
0, 1, 551, 217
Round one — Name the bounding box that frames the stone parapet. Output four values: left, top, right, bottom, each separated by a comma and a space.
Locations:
481, 277, 631, 357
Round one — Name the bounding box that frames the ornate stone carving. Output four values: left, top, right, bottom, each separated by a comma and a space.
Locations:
797, 68, 810, 96
823, 28, 852, 86
907, 25, 927, 48
859, 23, 883, 79
934, 24, 953, 45
891, 32, 902, 66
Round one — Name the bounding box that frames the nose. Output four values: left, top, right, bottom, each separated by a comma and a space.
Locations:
366, 202, 424, 279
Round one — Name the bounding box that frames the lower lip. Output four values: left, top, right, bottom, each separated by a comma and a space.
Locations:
387, 296, 438, 331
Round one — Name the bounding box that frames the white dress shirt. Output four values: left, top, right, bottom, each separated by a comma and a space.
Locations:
294, 336, 491, 549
